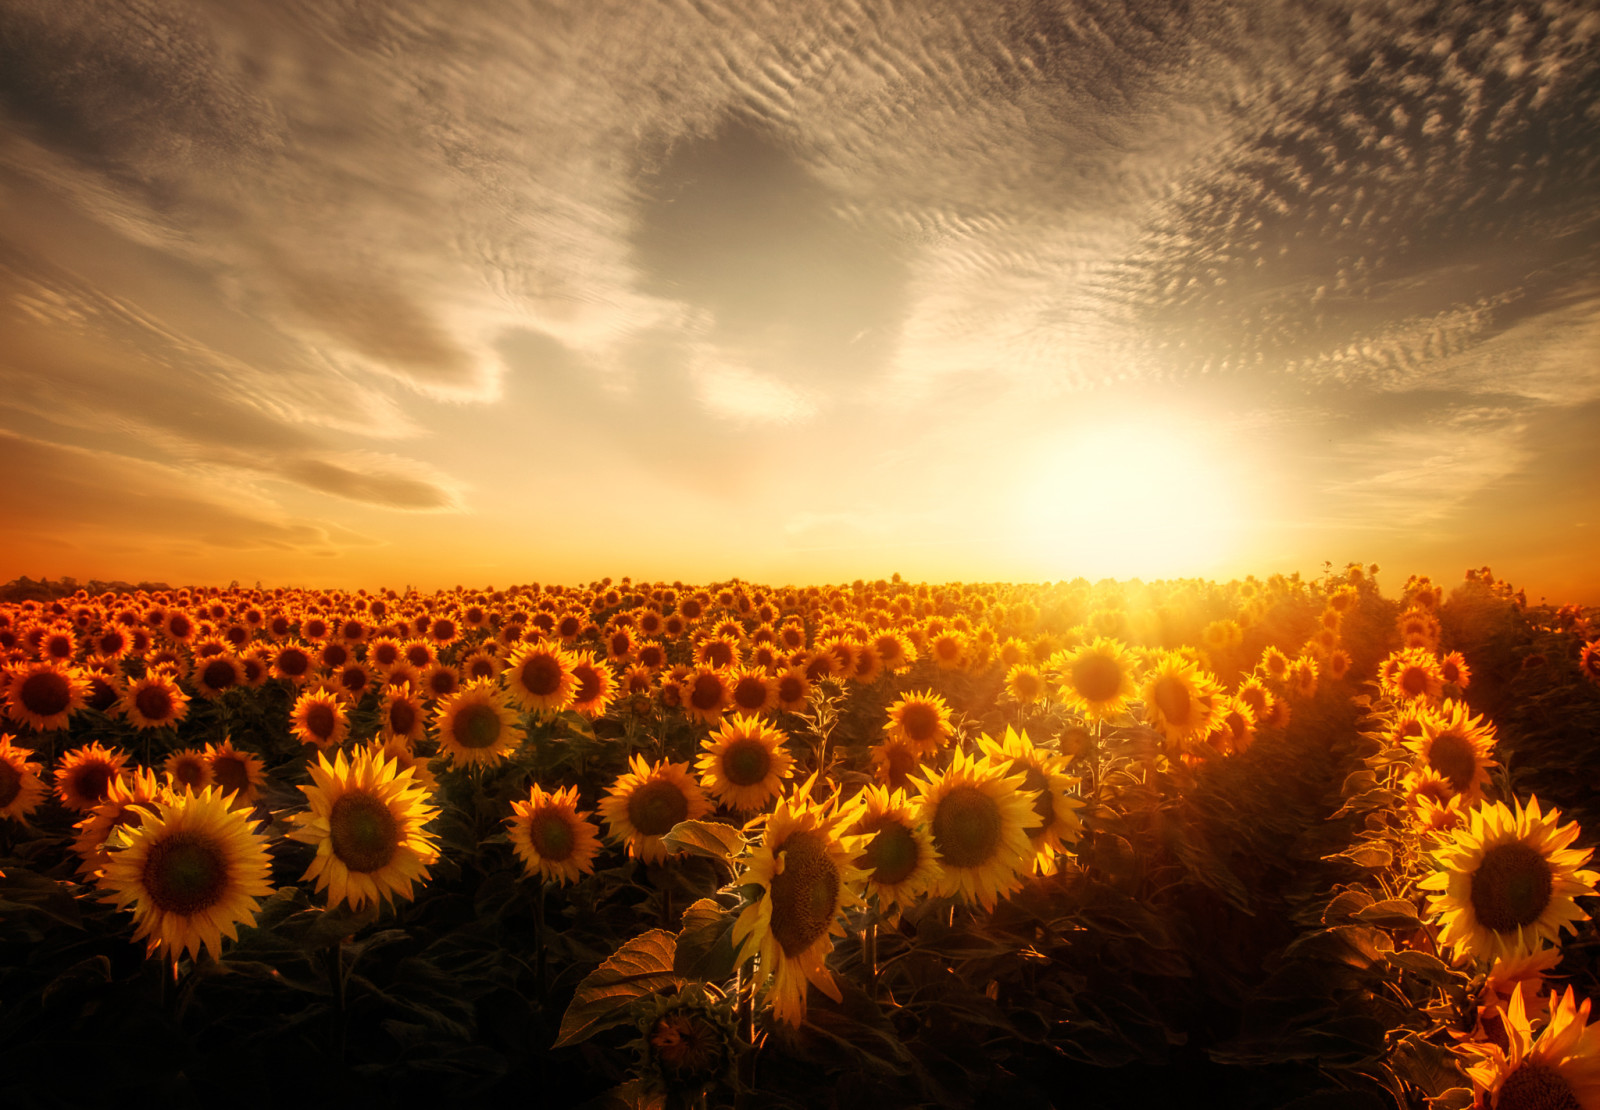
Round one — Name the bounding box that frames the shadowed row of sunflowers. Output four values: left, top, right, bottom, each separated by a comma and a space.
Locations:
1, 565, 1597, 1107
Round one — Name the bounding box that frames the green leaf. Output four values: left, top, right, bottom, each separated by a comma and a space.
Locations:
1387, 950, 1465, 986
675, 897, 740, 981
661, 819, 745, 860
1353, 899, 1422, 929
1327, 842, 1393, 869
1322, 889, 1376, 923
554, 929, 682, 1048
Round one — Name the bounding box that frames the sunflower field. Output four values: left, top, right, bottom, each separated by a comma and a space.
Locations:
1, 566, 1598, 1109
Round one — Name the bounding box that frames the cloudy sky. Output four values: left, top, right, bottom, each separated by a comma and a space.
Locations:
1, 0, 1596, 599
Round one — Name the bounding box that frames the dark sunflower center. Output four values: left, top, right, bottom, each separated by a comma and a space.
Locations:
1072, 655, 1123, 703
768, 830, 840, 958
305, 702, 337, 741
1152, 676, 1194, 726
202, 660, 237, 690
732, 677, 768, 711
170, 757, 207, 787
330, 792, 399, 873
689, 675, 724, 711
1020, 764, 1052, 829
0, 759, 21, 807
322, 643, 350, 668
70, 763, 115, 806
453, 703, 503, 749
1427, 731, 1479, 794
388, 699, 418, 735
21, 671, 71, 718
704, 642, 733, 669
213, 756, 249, 794
573, 667, 602, 705
135, 684, 175, 722
1495, 1062, 1581, 1110
627, 780, 689, 837
777, 675, 805, 703
373, 643, 399, 667
1470, 841, 1554, 934
143, 831, 228, 914
932, 785, 1004, 868
520, 654, 563, 697
720, 737, 772, 787
529, 810, 576, 862
1400, 666, 1430, 697
862, 820, 920, 887
278, 648, 310, 676
899, 703, 941, 744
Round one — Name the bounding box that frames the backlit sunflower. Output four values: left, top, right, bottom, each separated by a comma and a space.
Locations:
884, 690, 955, 757
598, 755, 711, 864
1383, 648, 1445, 704
695, 715, 794, 813
163, 748, 214, 793
681, 668, 733, 726
287, 746, 439, 911
54, 742, 130, 812
205, 738, 266, 808
727, 666, 778, 716
289, 687, 350, 750
1289, 656, 1319, 699
0, 734, 46, 821
503, 641, 578, 713
1462, 986, 1600, 1110
847, 784, 940, 915
977, 726, 1082, 873
99, 785, 275, 963
731, 784, 867, 1026
927, 630, 967, 671
1400, 698, 1500, 806
118, 670, 191, 731
1440, 651, 1472, 689
568, 655, 618, 718
433, 680, 522, 768
773, 668, 810, 713
507, 783, 602, 886
6, 660, 88, 731
1055, 637, 1139, 720
72, 767, 168, 877
1140, 654, 1223, 751
375, 683, 426, 744
192, 653, 246, 699
1421, 796, 1598, 964
869, 737, 924, 793
914, 750, 1038, 910
1005, 663, 1047, 704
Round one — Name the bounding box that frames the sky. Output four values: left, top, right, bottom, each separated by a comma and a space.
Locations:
0, 0, 1596, 601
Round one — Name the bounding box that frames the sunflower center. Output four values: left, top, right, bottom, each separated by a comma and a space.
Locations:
135, 684, 175, 722
0, 759, 21, 808
1151, 676, 1194, 726
628, 780, 689, 837
689, 675, 724, 712
932, 785, 1003, 868
21, 671, 71, 718
769, 830, 840, 958
720, 737, 772, 787
213, 756, 250, 795
1470, 841, 1554, 934
777, 675, 805, 704
329, 792, 400, 873
1400, 666, 1431, 697
170, 757, 207, 788
202, 659, 237, 691
388, 699, 418, 735
704, 642, 734, 669
278, 649, 310, 677
1495, 1062, 1581, 1110
1426, 732, 1478, 794
453, 703, 503, 749
899, 703, 941, 744
70, 763, 115, 806
143, 831, 228, 914
529, 810, 576, 862
732, 677, 768, 711
862, 821, 920, 887
519, 654, 563, 697
573, 667, 602, 705
305, 702, 337, 741
1071, 655, 1123, 703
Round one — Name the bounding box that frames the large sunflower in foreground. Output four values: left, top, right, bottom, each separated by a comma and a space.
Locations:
976, 726, 1082, 873
98, 786, 275, 963
731, 783, 867, 1026
507, 783, 602, 886
1462, 985, 1600, 1110
695, 715, 794, 813
433, 680, 523, 768
0, 734, 46, 821
884, 690, 954, 757
913, 750, 1038, 910
287, 746, 440, 912
598, 755, 711, 864
1420, 796, 1597, 964
1402, 698, 1499, 806
1055, 637, 1139, 720
847, 784, 940, 916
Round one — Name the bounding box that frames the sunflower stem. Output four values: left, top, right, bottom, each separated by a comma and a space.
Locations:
735, 958, 755, 1106
862, 920, 878, 998
327, 938, 348, 1068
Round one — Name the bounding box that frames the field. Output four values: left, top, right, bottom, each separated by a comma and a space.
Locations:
1, 566, 1598, 1109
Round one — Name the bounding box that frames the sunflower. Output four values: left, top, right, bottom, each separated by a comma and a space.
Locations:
1403, 698, 1499, 806
1005, 663, 1047, 704
205, 738, 266, 808
0, 734, 46, 821
773, 668, 810, 713
378, 683, 428, 744
726, 666, 778, 717
1260, 646, 1291, 683
1289, 656, 1319, 699
116, 669, 190, 731
507, 783, 602, 886
421, 663, 462, 701
193, 653, 246, 699
72, 767, 169, 877
98, 786, 275, 963
271, 643, 315, 684
695, 715, 794, 813
871, 631, 915, 674
1462, 986, 1600, 1110
847, 784, 940, 915
731, 785, 867, 1026
884, 690, 955, 757
914, 750, 1038, 910
1384, 648, 1445, 703
927, 631, 967, 671
433, 680, 522, 768
568, 655, 618, 718
681, 668, 733, 726
163, 748, 215, 793
504, 641, 577, 713
289, 687, 350, 750
287, 746, 439, 911
1421, 796, 1598, 964
598, 755, 711, 864
1055, 637, 1139, 719
976, 726, 1082, 873
5, 660, 88, 731
54, 742, 131, 812
694, 636, 740, 671
1140, 654, 1223, 751
868, 738, 923, 793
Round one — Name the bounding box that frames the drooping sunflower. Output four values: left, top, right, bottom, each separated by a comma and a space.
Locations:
5, 660, 89, 731
1421, 796, 1598, 964
884, 690, 955, 757
503, 641, 578, 713
433, 679, 522, 768
507, 783, 602, 886
287, 745, 440, 911
598, 755, 711, 864
0, 734, 47, 821
1403, 698, 1500, 806
72, 766, 169, 877
98, 785, 275, 963
847, 784, 940, 915
568, 655, 618, 718
163, 748, 214, 793
1461, 985, 1600, 1110
977, 726, 1083, 873
914, 750, 1038, 910
205, 738, 267, 808
54, 742, 131, 812
695, 715, 794, 813
731, 785, 867, 1026
1140, 654, 1223, 751
120, 671, 189, 732
1054, 637, 1140, 719
289, 686, 350, 750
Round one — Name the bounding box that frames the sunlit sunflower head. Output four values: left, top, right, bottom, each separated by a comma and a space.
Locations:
1056, 720, 1094, 765
374, 683, 426, 744
1055, 637, 1139, 720
271, 642, 316, 685
1440, 651, 1472, 689
693, 636, 741, 672
0, 734, 47, 821
192, 653, 246, 700
1004, 663, 1047, 704
1420, 796, 1599, 965
913, 749, 1038, 911
54, 742, 131, 812
1324, 648, 1353, 682
597, 754, 711, 864
163, 748, 214, 794
98, 785, 275, 964
5, 660, 89, 732
289, 687, 350, 750
1403, 698, 1499, 806
726, 666, 778, 717
1260, 646, 1292, 682
1580, 640, 1600, 686
731, 784, 867, 1026
507, 783, 602, 886
1461, 985, 1600, 1110
1383, 648, 1445, 704
1140, 654, 1224, 751
1216, 697, 1258, 756
1235, 675, 1272, 720
928, 631, 968, 671
288, 746, 440, 911
72, 765, 169, 876
846, 784, 940, 915
680, 668, 733, 726
1288, 655, 1319, 700
871, 631, 915, 674
695, 715, 794, 813
504, 641, 578, 713
433, 680, 523, 768
976, 726, 1083, 873
884, 690, 955, 757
